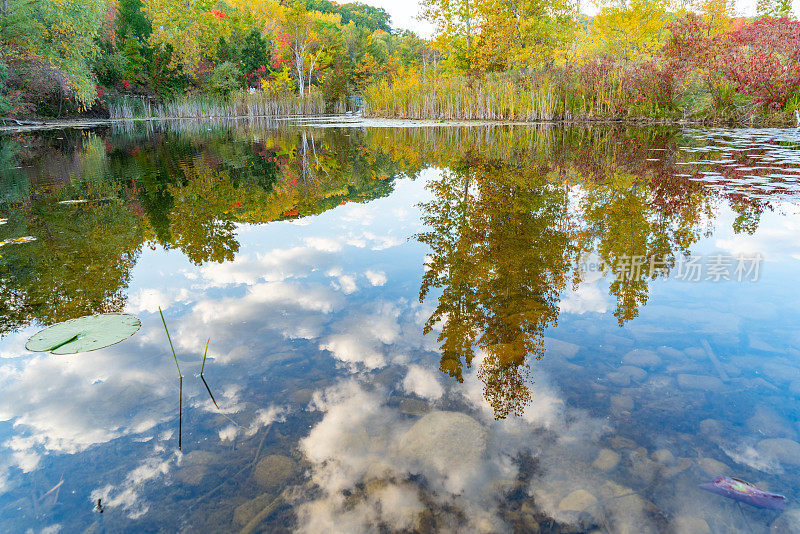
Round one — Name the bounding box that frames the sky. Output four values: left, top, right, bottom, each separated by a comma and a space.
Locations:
360, 0, 799, 37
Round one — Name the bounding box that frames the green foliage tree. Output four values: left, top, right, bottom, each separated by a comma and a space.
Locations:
240, 29, 270, 76
207, 61, 242, 96
302, 0, 392, 32
418, 158, 576, 419
117, 0, 152, 42
93, 39, 127, 86
2, 0, 110, 109
122, 32, 145, 83
756, 0, 795, 18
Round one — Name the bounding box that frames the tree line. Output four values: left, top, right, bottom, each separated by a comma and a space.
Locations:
0, 0, 429, 117
1, 0, 797, 121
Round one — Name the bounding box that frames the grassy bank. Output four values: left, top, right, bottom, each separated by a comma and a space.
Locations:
363, 68, 799, 125
108, 89, 347, 120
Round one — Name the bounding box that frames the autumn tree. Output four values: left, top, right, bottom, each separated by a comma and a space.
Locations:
756, 0, 794, 18
1, 0, 110, 109
583, 0, 673, 61
421, 0, 476, 70
666, 15, 800, 109
418, 156, 578, 418
142, 0, 204, 73
696, 0, 736, 35
281, 4, 336, 98
474, 0, 578, 71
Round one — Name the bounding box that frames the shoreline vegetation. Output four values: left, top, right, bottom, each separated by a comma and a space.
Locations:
0, 1, 798, 128
0, 111, 791, 134
107, 90, 344, 120
362, 71, 799, 126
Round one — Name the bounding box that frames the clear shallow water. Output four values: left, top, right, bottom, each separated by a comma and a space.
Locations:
1, 123, 800, 532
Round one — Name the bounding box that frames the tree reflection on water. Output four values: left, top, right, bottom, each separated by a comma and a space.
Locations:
414, 127, 765, 418
0, 124, 772, 419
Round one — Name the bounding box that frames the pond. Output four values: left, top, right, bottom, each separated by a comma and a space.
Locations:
1, 120, 800, 533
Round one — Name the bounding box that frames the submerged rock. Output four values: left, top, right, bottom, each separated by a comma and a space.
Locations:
622, 349, 662, 368
671, 516, 711, 534
699, 419, 723, 437
611, 395, 634, 413
289, 388, 314, 406
761, 362, 800, 382
770, 507, 800, 533
756, 438, 800, 466
663, 457, 692, 478
697, 457, 730, 477
558, 489, 598, 512
656, 346, 683, 360
747, 406, 797, 439
544, 337, 581, 359
683, 347, 706, 360
176, 450, 220, 485
677, 374, 724, 392
606, 371, 631, 387
234, 492, 276, 527
593, 449, 621, 471
610, 436, 638, 450
628, 449, 659, 484
399, 397, 430, 416
254, 454, 296, 489
619, 365, 648, 381
399, 411, 487, 472
651, 449, 675, 466
599, 481, 659, 533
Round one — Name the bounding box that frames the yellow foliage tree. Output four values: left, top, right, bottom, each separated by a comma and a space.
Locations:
421, 0, 477, 70
474, 0, 578, 71
697, 0, 735, 35
281, 6, 340, 97
143, 0, 204, 72
581, 0, 674, 61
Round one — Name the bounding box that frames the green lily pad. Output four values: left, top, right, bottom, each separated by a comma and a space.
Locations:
25, 313, 141, 355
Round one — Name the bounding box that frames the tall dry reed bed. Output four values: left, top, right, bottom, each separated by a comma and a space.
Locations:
364, 59, 676, 121
109, 89, 346, 120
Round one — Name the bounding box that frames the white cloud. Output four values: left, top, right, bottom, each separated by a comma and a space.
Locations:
366, 232, 404, 251
217, 405, 287, 443
126, 287, 192, 314
559, 268, 608, 315
0, 330, 31, 359
0, 353, 174, 460
91, 446, 177, 519
320, 335, 386, 369
318, 301, 405, 369
297, 381, 508, 533
192, 281, 340, 328
304, 236, 342, 253
364, 270, 387, 286
296, 363, 618, 534
218, 425, 238, 442
402, 365, 443, 400
199, 246, 335, 287
331, 273, 358, 294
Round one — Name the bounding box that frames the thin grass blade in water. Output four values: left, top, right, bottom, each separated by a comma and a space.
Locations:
159, 307, 182, 378
201, 374, 219, 409
178, 376, 183, 451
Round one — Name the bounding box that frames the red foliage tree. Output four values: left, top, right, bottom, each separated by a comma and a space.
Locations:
666, 15, 800, 109
725, 18, 800, 109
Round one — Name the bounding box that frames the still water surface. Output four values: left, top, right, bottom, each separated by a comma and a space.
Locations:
1, 122, 800, 533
